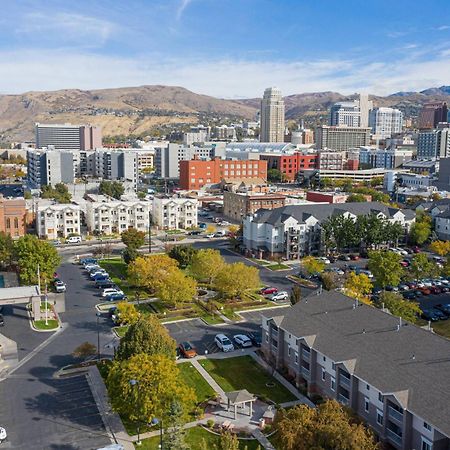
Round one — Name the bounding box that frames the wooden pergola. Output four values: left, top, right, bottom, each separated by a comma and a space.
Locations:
225, 389, 256, 419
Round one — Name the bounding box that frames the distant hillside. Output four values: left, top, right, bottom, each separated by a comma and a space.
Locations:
0, 84, 449, 142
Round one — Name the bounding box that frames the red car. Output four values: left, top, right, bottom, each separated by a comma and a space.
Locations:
430, 286, 442, 295
260, 287, 278, 295
418, 287, 431, 295
400, 261, 409, 267
350, 254, 360, 260
412, 246, 421, 253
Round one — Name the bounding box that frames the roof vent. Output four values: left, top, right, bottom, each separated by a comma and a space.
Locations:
411, 354, 416, 361
362, 328, 366, 334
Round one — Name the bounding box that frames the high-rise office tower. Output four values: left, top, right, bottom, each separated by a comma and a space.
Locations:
418, 102, 448, 129
260, 87, 285, 142
330, 101, 361, 127
358, 93, 372, 128
35, 123, 102, 150
369, 107, 403, 139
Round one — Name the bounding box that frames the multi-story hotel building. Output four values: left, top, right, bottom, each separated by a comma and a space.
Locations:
316, 125, 371, 151
262, 291, 450, 450
35, 123, 102, 150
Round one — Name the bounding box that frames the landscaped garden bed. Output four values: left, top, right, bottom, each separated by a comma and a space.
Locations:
287, 274, 319, 288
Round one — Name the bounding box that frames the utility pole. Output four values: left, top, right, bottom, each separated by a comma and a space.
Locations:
148, 209, 152, 253
37, 264, 41, 295
45, 281, 48, 326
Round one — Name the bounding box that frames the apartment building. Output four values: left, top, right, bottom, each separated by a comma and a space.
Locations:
35, 123, 102, 150
359, 147, 413, 169
317, 150, 346, 170
316, 126, 371, 151
36, 202, 81, 239
0, 196, 27, 238
179, 158, 267, 190
260, 87, 285, 143
223, 191, 286, 222
151, 196, 198, 230
85, 196, 151, 234
417, 128, 450, 159
369, 107, 404, 139
243, 202, 414, 259
262, 290, 450, 450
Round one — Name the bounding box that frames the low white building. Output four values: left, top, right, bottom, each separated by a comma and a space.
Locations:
85, 196, 151, 235
152, 196, 198, 230
36, 202, 81, 239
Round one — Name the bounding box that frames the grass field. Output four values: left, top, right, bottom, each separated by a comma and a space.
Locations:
177, 362, 215, 403
136, 426, 260, 449
33, 319, 59, 330
200, 356, 296, 404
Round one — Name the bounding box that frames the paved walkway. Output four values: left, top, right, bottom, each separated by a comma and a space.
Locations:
252, 428, 276, 450
191, 358, 226, 398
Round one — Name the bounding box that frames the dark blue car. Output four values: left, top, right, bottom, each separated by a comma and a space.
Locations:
105, 292, 126, 302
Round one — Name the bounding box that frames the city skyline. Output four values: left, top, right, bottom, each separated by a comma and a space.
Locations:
0, 0, 449, 97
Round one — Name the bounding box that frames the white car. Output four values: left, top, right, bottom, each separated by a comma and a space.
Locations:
85, 264, 100, 272
206, 233, 216, 238
0, 426, 6, 443
270, 291, 289, 302
389, 247, 402, 255
66, 236, 82, 244
319, 257, 331, 264
395, 248, 408, 256
102, 288, 123, 297
90, 270, 107, 279
54, 280, 66, 293
233, 334, 252, 348
215, 334, 234, 352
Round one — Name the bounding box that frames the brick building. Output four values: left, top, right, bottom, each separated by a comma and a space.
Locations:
179, 158, 267, 190
223, 191, 286, 222
259, 153, 318, 181
0, 196, 27, 238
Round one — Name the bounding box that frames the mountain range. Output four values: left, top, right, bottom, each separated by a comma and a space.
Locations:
0, 85, 449, 143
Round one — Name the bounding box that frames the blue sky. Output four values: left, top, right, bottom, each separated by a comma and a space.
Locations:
0, 0, 449, 97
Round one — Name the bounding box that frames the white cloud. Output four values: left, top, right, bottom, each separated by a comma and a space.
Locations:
176, 0, 193, 20
0, 49, 449, 98
436, 25, 450, 31
16, 12, 116, 45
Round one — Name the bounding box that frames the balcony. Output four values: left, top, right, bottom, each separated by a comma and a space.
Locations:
338, 394, 349, 405
301, 349, 310, 360
388, 406, 403, 424
339, 375, 351, 390
300, 365, 310, 378
386, 428, 402, 447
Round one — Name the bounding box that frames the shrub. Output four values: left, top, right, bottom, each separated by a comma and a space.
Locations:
207, 419, 215, 429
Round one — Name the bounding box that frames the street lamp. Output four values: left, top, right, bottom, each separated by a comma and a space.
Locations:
130, 379, 142, 446
151, 418, 163, 449
148, 210, 152, 254
96, 312, 101, 361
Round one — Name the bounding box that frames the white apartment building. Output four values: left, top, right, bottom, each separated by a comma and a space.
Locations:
369, 107, 403, 139
36, 202, 81, 239
330, 101, 361, 127
260, 87, 285, 143
152, 196, 198, 230
85, 196, 151, 235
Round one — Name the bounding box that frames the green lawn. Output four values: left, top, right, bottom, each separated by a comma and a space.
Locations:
113, 325, 129, 337
201, 356, 296, 404
266, 263, 290, 271
429, 320, 450, 339
33, 319, 59, 330
136, 426, 260, 449
178, 362, 215, 403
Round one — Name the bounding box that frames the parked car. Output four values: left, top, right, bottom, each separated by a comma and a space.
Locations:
400, 260, 409, 267
206, 233, 216, 238
96, 279, 115, 289
260, 287, 278, 295
319, 257, 331, 264
85, 265, 101, 273
421, 309, 440, 321
418, 287, 431, 295
66, 236, 82, 244
105, 292, 126, 302
398, 284, 410, 291
214, 334, 234, 352
198, 223, 207, 229
0, 426, 6, 443
108, 306, 118, 318
395, 248, 408, 256
435, 303, 450, 316
270, 291, 289, 302
102, 288, 123, 297
54, 280, 66, 293
0, 314, 4, 327
246, 332, 262, 347
214, 230, 227, 237
429, 286, 442, 295
412, 246, 421, 253
80, 257, 97, 265
90, 270, 107, 279
433, 309, 448, 320
233, 334, 253, 348
179, 341, 197, 358
349, 254, 360, 260
339, 254, 351, 261
188, 230, 203, 236
402, 291, 417, 300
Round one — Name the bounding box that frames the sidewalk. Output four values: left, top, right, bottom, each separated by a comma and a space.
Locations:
252, 428, 276, 450
190, 358, 226, 398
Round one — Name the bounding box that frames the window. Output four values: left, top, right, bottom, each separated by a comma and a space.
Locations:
423, 422, 432, 431
376, 410, 383, 426
321, 368, 326, 381
331, 376, 335, 391
323, 356, 326, 362
332, 362, 336, 371
366, 384, 370, 391
265, 333, 269, 343
378, 392, 383, 402
294, 352, 298, 365
421, 438, 432, 450
364, 398, 369, 413
288, 346, 291, 357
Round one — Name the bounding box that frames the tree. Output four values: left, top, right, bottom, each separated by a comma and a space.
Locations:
346, 193, 367, 203
219, 431, 240, 450
168, 245, 198, 268
14, 235, 61, 285
409, 221, 431, 245
410, 253, 438, 280
121, 228, 146, 250
163, 401, 188, 450
116, 301, 140, 326
321, 272, 339, 290
72, 342, 97, 359
227, 224, 240, 236
41, 183, 72, 203
128, 255, 179, 292
267, 168, 283, 183
206, 224, 217, 234
429, 240, 450, 256
107, 354, 196, 424
99, 180, 125, 200
370, 176, 384, 187
300, 256, 325, 276
190, 249, 226, 284
157, 269, 197, 308
367, 250, 403, 288
116, 314, 176, 361
215, 262, 260, 299
0, 232, 14, 268
290, 285, 302, 305
275, 400, 378, 450
122, 247, 139, 264
344, 272, 373, 304
378, 291, 421, 324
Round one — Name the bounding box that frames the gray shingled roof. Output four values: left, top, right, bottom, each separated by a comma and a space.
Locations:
251, 201, 410, 226
264, 291, 450, 437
